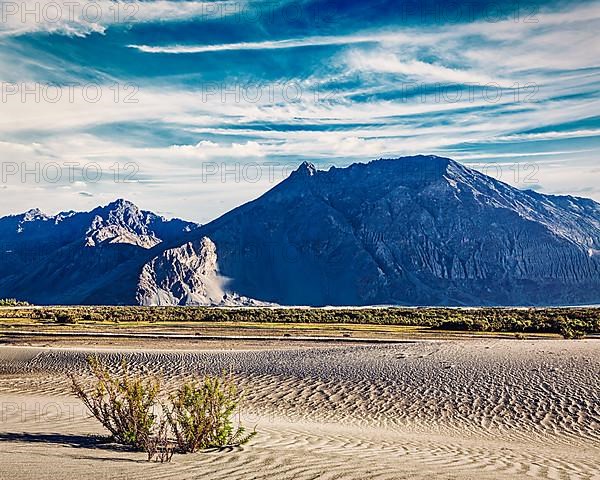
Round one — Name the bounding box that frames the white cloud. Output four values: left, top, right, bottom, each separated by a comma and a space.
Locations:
0, 0, 246, 37
346, 50, 511, 87
0, 79, 524, 135
493, 130, 600, 142
2, 1, 600, 219
128, 32, 412, 53
168, 140, 265, 159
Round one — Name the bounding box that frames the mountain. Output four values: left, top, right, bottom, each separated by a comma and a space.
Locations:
136, 237, 268, 306
2, 156, 600, 306
0, 199, 199, 304
138, 155, 600, 306
0, 199, 195, 250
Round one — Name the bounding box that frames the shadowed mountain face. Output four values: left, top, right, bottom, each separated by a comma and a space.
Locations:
2, 156, 600, 306
191, 156, 600, 306
0, 199, 198, 305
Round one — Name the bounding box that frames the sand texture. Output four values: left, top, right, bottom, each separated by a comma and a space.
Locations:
0, 339, 599, 479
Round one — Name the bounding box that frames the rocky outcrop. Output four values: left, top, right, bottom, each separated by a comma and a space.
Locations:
84, 199, 195, 248
136, 237, 264, 306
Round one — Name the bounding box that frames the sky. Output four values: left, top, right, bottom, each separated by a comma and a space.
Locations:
0, 0, 599, 222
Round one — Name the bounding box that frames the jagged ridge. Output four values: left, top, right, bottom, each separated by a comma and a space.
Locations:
0, 199, 199, 304
2, 156, 600, 306
180, 155, 600, 306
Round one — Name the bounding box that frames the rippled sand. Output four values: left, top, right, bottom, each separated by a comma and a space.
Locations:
0, 339, 599, 479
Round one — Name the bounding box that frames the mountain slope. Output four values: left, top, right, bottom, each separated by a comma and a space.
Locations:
155, 155, 600, 306
3, 156, 600, 306
136, 237, 266, 306
0, 200, 199, 304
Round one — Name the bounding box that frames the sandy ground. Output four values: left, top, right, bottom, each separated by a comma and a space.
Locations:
0, 339, 599, 479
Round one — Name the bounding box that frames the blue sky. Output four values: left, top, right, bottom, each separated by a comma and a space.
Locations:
1, 0, 599, 222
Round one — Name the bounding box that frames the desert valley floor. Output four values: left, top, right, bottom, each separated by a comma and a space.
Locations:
0, 338, 598, 480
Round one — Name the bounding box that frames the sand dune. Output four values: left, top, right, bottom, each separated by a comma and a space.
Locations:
0, 340, 599, 479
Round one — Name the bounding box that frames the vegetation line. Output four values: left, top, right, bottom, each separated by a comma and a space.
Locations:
0, 304, 598, 338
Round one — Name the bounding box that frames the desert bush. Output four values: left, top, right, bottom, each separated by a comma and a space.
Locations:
70, 357, 160, 450
144, 418, 175, 463
71, 358, 256, 461
56, 312, 78, 324
560, 326, 585, 340
165, 374, 256, 453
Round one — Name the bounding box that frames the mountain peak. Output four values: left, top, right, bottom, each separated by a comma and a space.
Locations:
380, 155, 468, 185
22, 208, 48, 221
194, 154, 600, 306
104, 198, 139, 212
385, 154, 453, 171
293, 161, 317, 177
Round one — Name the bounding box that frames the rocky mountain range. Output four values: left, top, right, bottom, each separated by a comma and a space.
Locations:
2, 156, 600, 306
0, 199, 198, 304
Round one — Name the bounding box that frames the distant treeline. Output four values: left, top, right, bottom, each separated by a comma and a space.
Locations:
1, 306, 598, 337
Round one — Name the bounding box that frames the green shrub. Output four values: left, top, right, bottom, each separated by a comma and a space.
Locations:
70, 357, 160, 450
165, 374, 256, 453
71, 358, 256, 462
56, 313, 78, 324
5, 305, 599, 335
560, 326, 585, 340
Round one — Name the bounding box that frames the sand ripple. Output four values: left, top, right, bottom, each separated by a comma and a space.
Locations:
1, 340, 599, 479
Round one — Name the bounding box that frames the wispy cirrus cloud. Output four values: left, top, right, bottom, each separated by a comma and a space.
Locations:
0, 0, 247, 37
2, 0, 600, 220
345, 50, 510, 87
128, 32, 412, 53
492, 129, 600, 142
